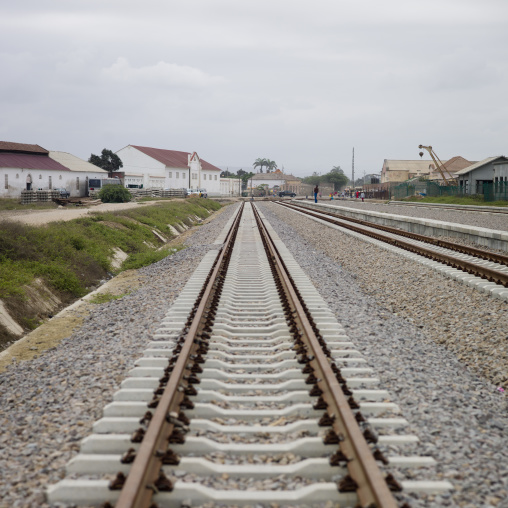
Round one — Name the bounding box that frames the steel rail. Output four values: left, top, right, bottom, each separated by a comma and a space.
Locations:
286, 201, 508, 267
251, 203, 399, 508
114, 202, 245, 508
278, 201, 508, 288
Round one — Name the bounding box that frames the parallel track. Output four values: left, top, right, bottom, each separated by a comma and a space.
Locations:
47, 202, 452, 507
280, 201, 508, 288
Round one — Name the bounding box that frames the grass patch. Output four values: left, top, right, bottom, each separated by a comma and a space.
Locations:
400, 195, 508, 207
88, 292, 127, 304
0, 199, 59, 211
0, 199, 221, 342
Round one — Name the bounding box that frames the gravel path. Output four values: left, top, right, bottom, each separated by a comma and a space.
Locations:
258, 201, 508, 508
0, 203, 239, 508
308, 199, 508, 232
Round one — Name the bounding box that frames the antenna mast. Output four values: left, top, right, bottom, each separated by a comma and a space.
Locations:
352, 147, 355, 187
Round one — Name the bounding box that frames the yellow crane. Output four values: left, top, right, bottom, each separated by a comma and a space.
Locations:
418, 145, 457, 185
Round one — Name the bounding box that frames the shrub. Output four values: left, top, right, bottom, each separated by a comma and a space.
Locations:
98, 185, 132, 203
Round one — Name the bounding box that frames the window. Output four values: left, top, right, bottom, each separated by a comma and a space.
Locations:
192, 173, 197, 180
203, 174, 206, 181
76, 177, 80, 190
4, 174, 7, 189
49, 176, 52, 189
214, 175, 217, 181
39, 174, 42, 179
16, 173, 19, 179
168, 172, 172, 178
176, 172, 179, 179
59, 175, 62, 180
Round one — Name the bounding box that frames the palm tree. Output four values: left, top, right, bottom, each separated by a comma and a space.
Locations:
266, 160, 278, 173
253, 158, 267, 173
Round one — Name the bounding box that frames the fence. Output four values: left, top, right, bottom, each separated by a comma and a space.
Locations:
392, 181, 462, 200
484, 181, 508, 202
128, 188, 186, 199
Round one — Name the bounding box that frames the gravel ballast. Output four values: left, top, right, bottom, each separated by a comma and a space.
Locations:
258, 201, 507, 508
1, 200, 507, 508
0, 203, 239, 508
310, 199, 508, 232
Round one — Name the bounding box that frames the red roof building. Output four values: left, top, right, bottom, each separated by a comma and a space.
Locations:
116, 145, 222, 194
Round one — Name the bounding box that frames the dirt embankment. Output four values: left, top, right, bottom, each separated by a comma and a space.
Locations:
0, 202, 232, 373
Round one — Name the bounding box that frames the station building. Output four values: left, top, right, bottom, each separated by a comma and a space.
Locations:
115, 145, 222, 195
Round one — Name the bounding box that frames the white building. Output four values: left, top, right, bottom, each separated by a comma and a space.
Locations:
0, 141, 106, 198
220, 177, 242, 197
116, 145, 222, 195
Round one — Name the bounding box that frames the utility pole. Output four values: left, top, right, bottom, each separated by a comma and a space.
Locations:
352, 147, 355, 187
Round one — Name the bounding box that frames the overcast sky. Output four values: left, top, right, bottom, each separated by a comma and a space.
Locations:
1, 0, 508, 178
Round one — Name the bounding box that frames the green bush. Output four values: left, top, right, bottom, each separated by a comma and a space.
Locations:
98, 185, 132, 203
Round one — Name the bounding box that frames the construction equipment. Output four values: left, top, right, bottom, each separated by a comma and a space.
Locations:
418, 145, 457, 185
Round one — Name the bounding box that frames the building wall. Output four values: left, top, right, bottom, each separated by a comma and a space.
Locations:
458, 164, 495, 194
1, 168, 99, 198
116, 146, 165, 188
200, 169, 221, 195
381, 170, 409, 183
220, 178, 242, 196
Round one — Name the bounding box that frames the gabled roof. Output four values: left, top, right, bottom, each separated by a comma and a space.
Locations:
49, 151, 105, 173
440, 156, 474, 172
0, 141, 49, 155
130, 145, 221, 172
0, 153, 70, 171
454, 156, 508, 176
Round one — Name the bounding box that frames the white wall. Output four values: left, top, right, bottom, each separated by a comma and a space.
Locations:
165, 167, 190, 189
116, 146, 165, 189
220, 178, 241, 196
0, 167, 104, 198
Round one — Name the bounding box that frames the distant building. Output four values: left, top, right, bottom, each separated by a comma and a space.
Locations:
0, 141, 104, 198
428, 156, 474, 183
381, 157, 476, 184
454, 156, 508, 194
248, 170, 302, 194
381, 160, 438, 183
220, 178, 242, 197
116, 145, 222, 195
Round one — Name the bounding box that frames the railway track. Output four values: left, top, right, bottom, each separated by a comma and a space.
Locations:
47, 202, 452, 507
279, 201, 508, 292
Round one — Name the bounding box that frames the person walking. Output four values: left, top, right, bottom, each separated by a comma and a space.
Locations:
313, 185, 319, 203
360, 191, 365, 202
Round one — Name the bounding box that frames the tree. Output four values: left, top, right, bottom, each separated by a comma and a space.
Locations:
253, 158, 268, 173
98, 184, 131, 203
301, 172, 321, 186
265, 160, 278, 173
324, 166, 349, 191
89, 149, 123, 175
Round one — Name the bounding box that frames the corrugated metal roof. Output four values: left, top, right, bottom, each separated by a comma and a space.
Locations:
130, 145, 221, 172
0, 153, 70, 171
49, 151, 105, 173
454, 156, 507, 175
0, 141, 49, 154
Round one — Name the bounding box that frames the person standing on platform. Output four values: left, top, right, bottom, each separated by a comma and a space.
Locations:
313, 185, 319, 203
360, 191, 365, 202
